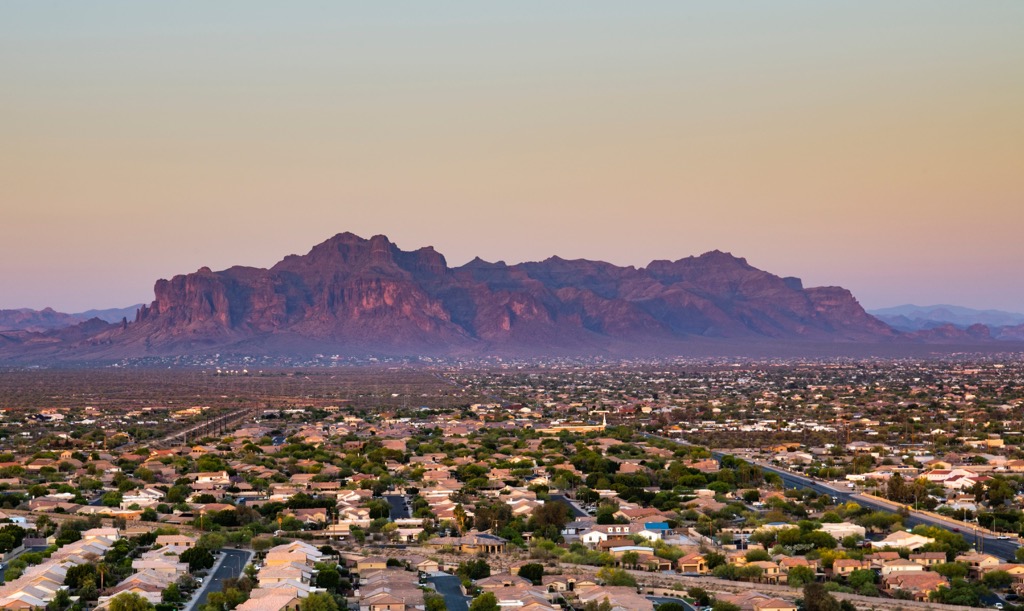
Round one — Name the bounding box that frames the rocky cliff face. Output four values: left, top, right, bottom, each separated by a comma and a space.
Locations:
69, 232, 894, 356
0, 232, 919, 359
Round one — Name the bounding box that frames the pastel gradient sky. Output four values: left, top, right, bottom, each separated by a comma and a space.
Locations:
2, 2, 1023, 312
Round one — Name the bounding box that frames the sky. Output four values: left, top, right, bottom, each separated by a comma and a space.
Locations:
2, 2, 1023, 313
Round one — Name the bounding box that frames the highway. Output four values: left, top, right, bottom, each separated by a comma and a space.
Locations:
759, 462, 1019, 560
643, 433, 1021, 561
152, 408, 255, 449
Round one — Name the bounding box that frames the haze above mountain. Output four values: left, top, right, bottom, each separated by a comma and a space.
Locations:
1, 233, 1020, 362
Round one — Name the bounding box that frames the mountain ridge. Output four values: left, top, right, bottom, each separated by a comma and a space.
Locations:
870, 304, 1024, 331
1, 232, 1017, 362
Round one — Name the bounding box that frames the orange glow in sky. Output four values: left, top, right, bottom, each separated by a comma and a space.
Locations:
2, 2, 1022, 311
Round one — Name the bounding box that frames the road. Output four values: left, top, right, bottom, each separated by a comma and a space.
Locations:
188, 549, 253, 611
643, 433, 1021, 561
426, 573, 470, 611
152, 408, 255, 449
648, 596, 697, 610
384, 495, 410, 520
549, 494, 588, 518
762, 464, 1019, 560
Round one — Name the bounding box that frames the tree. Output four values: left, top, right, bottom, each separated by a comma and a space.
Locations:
529, 501, 571, 540
847, 568, 875, 589
299, 592, 338, 611
987, 479, 1016, 506
595, 506, 618, 525
101, 491, 123, 507
0, 533, 15, 553
469, 592, 499, 611
198, 532, 227, 551
595, 567, 636, 587
453, 504, 469, 534
517, 563, 544, 585
46, 588, 71, 611
367, 499, 391, 520
801, 530, 838, 550
621, 551, 639, 568
457, 559, 491, 581
424, 592, 447, 611
161, 583, 182, 604
930, 579, 983, 607
711, 601, 741, 611
787, 565, 815, 587
381, 522, 400, 542
738, 565, 763, 583
983, 569, 1014, 589
180, 547, 215, 572
802, 582, 841, 611
688, 587, 712, 607
315, 565, 341, 591
109, 593, 155, 611
933, 562, 968, 580
34, 514, 54, 537
840, 535, 862, 549
704, 551, 727, 569
65, 564, 99, 590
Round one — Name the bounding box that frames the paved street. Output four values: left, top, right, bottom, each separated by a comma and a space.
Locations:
426, 573, 470, 611
549, 494, 588, 518
384, 494, 410, 520
648, 596, 697, 610
188, 549, 253, 611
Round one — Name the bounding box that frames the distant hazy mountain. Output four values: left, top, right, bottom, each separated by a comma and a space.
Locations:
0, 308, 85, 332
0, 304, 144, 332
73, 304, 145, 324
870, 304, 1024, 331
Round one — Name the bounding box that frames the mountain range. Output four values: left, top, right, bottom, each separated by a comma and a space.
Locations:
0, 233, 1019, 362
0, 305, 143, 333
869, 304, 1024, 332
